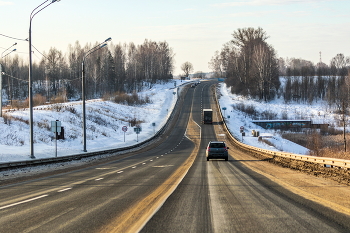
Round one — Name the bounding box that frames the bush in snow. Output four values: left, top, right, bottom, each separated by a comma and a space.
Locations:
1, 132, 24, 146
261, 110, 277, 120
112, 92, 152, 106
232, 103, 258, 118
3, 113, 12, 125
52, 104, 64, 112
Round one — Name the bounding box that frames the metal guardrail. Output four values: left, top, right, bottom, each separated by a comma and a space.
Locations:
214, 85, 350, 169
0, 82, 190, 170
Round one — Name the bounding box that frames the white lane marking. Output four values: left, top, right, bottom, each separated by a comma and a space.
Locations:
95, 178, 104, 181
153, 165, 174, 168
117, 171, 123, 174
58, 187, 72, 192
0, 195, 48, 210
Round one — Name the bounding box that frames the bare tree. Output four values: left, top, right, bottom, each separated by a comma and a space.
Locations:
2, 38, 175, 102
231, 27, 269, 48
192, 71, 205, 79
44, 47, 67, 100
208, 51, 224, 78
181, 61, 193, 77
331, 53, 349, 77
214, 27, 279, 100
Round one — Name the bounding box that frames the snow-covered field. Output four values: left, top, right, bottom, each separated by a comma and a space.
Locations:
0, 80, 188, 162
1, 79, 343, 164
217, 82, 345, 155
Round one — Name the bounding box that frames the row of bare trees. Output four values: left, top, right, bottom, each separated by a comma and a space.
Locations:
279, 54, 350, 77
1, 39, 174, 106
209, 27, 350, 106
280, 54, 350, 106
209, 27, 280, 101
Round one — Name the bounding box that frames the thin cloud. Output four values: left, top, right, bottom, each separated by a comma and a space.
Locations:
213, 0, 331, 7
183, 8, 196, 11
0, 1, 13, 6
228, 11, 274, 17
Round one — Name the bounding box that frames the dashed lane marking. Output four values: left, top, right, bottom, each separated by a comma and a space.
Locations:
0, 195, 48, 210
58, 187, 72, 192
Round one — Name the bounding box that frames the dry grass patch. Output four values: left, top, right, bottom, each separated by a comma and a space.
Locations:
282, 132, 350, 159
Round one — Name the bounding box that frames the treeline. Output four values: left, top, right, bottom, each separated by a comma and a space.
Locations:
209, 27, 280, 101
209, 27, 350, 107
280, 54, 350, 107
279, 54, 350, 77
1, 39, 174, 105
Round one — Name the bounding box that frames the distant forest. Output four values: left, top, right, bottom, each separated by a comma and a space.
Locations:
0, 39, 174, 106
210, 27, 350, 108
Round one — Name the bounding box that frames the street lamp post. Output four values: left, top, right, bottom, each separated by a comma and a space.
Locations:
81, 37, 111, 152
29, 0, 60, 158
1, 44, 17, 117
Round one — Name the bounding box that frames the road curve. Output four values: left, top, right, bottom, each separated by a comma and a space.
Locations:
1, 81, 349, 233
0, 84, 196, 232
141, 81, 350, 232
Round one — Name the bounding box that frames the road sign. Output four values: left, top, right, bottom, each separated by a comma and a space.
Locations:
51, 120, 61, 133
240, 126, 244, 130
122, 126, 128, 142
51, 120, 61, 157
134, 127, 142, 134
134, 127, 142, 142
222, 107, 227, 110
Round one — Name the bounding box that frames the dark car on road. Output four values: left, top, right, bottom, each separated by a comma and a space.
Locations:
206, 141, 229, 161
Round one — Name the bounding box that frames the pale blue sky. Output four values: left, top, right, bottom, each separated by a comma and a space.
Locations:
1, 0, 349, 75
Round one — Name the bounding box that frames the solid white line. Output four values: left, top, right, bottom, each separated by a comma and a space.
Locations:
0, 195, 48, 210
58, 187, 72, 192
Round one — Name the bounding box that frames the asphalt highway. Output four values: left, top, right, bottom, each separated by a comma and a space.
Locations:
142, 81, 350, 232
0, 81, 349, 232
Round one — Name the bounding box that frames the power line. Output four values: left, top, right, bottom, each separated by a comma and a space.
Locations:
0, 34, 28, 41
32, 44, 48, 60
1, 72, 28, 83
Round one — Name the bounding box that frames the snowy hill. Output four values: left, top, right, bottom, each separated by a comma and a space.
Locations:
0, 81, 187, 162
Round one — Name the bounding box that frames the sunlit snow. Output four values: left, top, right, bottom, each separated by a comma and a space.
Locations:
2, 79, 337, 164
